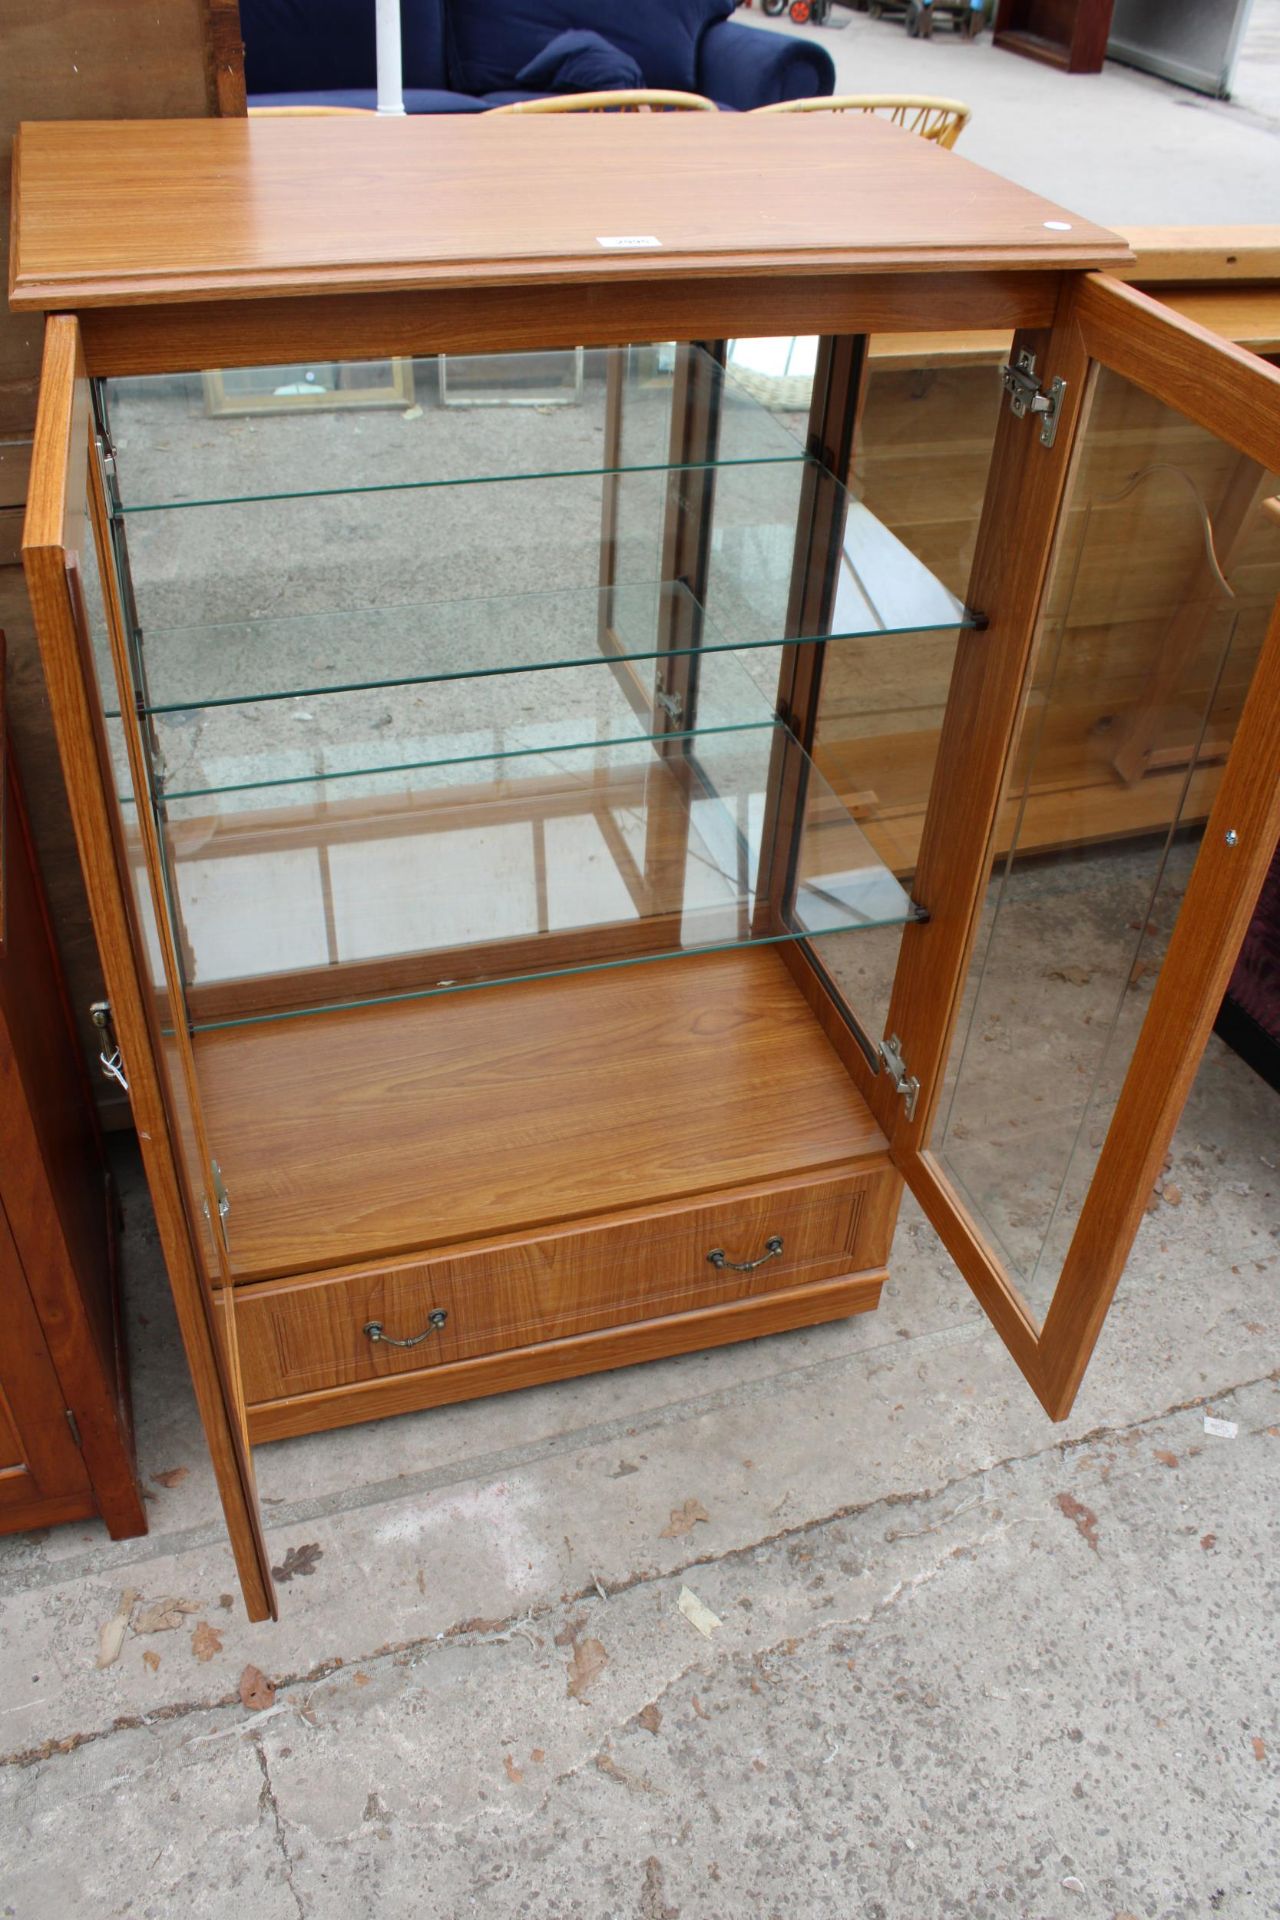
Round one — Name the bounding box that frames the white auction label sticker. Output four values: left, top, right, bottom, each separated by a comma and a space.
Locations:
597, 235, 663, 249
1203, 1414, 1239, 1438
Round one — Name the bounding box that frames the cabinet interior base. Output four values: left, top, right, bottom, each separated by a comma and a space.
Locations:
196, 946, 888, 1283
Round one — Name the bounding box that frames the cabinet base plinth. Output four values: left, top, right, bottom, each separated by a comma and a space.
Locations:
244, 1268, 885, 1444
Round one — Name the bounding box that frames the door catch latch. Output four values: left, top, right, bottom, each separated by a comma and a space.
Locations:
89, 1002, 129, 1092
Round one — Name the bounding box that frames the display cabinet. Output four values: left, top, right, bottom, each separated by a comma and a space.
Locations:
14, 114, 1280, 1619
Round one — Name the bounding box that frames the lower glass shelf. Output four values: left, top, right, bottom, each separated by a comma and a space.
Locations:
140, 721, 922, 1030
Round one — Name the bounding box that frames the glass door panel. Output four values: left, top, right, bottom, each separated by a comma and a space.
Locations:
937, 372, 1280, 1322
876, 284, 1280, 1422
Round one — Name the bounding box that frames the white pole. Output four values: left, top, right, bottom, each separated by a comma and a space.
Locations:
375, 0, 406, 114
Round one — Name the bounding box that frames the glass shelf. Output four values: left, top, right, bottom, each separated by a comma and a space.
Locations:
147, 651, 780, 807
117, 474, 969, 722
150, 721, 921, 1030
104, 345, 808, 516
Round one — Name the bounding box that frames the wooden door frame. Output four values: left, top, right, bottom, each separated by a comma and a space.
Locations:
887, 273, 1280, 1418
23, 315, 275, 1619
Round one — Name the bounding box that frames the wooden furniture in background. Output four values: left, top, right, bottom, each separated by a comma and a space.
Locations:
0, 641, 145, 1540
994, 0, 1115, 72
13, 117, 1280, 1622
815, 232, 1280, 874
0, 1, 239, 1135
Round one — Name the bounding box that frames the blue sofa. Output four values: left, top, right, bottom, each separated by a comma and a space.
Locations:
242, 0, 836, 113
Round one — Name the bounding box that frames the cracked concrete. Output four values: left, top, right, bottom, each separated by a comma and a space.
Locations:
3, 1376, 1277, 1915
0, 1013, 1275, 1911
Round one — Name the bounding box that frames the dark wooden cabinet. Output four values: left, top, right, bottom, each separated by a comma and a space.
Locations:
0, 660, 145, 1540
994, 0, 1116, 72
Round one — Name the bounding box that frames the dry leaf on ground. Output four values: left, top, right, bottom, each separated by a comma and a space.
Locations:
151, 1467, 189, 1490
637, 1703, 663, 1735
134, 1597, 200, 1634
503, 1753, 524, 1784
271, 1542, 323, 1582
565, 1637, 608, 1702
240, 1665, 277, 1712
677, 1587, 722, 1638
659, 1498, 710, 1539
142, 1650, 161, 1674
1046, 965, 1093, 986
191, 1620, 223, 1663
96, 1589, 138, 1669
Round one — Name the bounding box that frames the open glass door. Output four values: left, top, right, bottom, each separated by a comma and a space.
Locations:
22, 317, 276, 1619
877, 278, 1280, 1418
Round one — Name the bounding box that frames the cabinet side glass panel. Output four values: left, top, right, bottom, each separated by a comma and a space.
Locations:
79, 522, 225, 1285
935, 366, 1280, 1320
808, 347, 1007, 1055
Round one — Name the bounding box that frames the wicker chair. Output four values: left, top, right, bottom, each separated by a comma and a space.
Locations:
753, 93, 970, 147
488, 90, 718, 113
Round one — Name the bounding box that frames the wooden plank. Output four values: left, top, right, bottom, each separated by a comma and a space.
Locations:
193, 947, 888, 1282
22, 316, 275, 1621
75, 271, 1067, 380
1120, 226, 1280, 284
9, 116, 1130, 312
241, 1267, 886, 1443
1156, 290, 1280, 354
1036, 590, 1280, 1418
1077, 274, 1280, 475
860, 290, 1280, 363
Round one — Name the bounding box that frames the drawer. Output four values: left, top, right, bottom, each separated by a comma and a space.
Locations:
234, 1165, 892, 1406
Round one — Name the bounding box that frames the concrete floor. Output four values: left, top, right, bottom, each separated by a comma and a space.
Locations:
3, 25, 1280, 1918
749, 0, 1280, 225
0, 1030, 1276, 1915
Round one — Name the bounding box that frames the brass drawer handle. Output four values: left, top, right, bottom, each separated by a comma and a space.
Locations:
363, 1308, 448, 1349
706, 1234, 783, 1274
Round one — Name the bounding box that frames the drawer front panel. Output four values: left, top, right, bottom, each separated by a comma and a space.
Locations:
236, 1168, 890, 1405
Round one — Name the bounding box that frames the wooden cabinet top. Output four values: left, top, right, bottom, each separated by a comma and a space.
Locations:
9, 114, 1129, 312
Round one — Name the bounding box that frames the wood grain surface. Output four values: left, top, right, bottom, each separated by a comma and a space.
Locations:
233, 1165, 892, 1405
194, 947, 888, 1282
22, 317, 275, 1619
1078, 273, 1280, 475
10, 115, 1129, 312
1036, 589, 1280, 1417
239, 1266, 886, 1443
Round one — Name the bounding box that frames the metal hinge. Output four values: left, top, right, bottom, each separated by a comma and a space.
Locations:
655, 689, 683, 722
877, 1033, 920, 1121
96, 434, 123, 512
1001, 349, 1066, 448
66, 1409, 83, 1449
201, 1160, 231, 1253
89, 1002, 129, 1092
